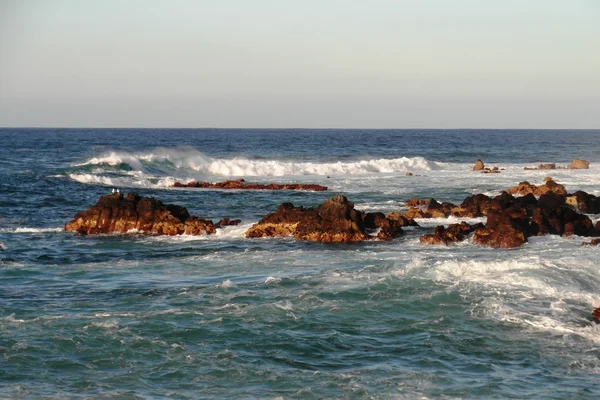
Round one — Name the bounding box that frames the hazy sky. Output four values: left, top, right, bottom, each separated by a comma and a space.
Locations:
1, 0, 599, 128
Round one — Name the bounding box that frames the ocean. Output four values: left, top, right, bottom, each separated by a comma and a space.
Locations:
1, 128, 599, 399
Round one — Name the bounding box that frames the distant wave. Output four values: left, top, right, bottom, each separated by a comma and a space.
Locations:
73, 147, 446, 177
0, 227, 63, 233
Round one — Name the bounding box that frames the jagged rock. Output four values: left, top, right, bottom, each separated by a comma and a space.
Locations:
173, 179, 327, 191
405, 198, 431, 207
245, 202, 308, 238
473, 208, 529, 248
582, 238, 600, 246
473, 159, 485, 171
293, 195, 368, 242
246, 195, 376, 242
419, 222, 484, 245
565, 191, 600, 214
507, 179, 567, 196
65, 193, 220, 236
567, 158, 589, 169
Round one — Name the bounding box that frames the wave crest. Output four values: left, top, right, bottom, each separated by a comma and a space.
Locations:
74, 147, 443, 177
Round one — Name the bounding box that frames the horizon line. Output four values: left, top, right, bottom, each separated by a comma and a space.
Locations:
1, 126, 599, 131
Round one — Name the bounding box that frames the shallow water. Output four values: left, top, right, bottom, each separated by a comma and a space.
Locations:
1, 128, 600, 399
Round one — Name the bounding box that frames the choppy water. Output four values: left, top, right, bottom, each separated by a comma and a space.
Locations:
1, 128, 600, 399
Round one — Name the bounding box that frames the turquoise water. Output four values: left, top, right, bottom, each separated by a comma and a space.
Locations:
1, 129, 600, 399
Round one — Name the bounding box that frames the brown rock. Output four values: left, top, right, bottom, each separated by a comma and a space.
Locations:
245, 202, 307, 238
420, 222, 484, 245
473, 209, 529, 248
405, 198, 431, 207
294, 195, 368, 242
473, 159, 485, 171
567, 158, 590, 169
507, 179, 566, 197
65, 193, 217, 236
592, 308, 600, 323
246, 195, 371, 242
184, 217, 217, 235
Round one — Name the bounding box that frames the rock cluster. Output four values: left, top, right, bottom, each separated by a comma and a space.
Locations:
472, 159, 501, 173
524, 158, 589, 170
173, 179, 327, 191
419, 222, 484, 245
412, 182, 600, 248
65, 193, 238, 235
245, 194, 417, 242
506, 178, 567, 196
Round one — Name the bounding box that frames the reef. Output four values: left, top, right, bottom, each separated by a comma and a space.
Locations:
172, 179, 327, 191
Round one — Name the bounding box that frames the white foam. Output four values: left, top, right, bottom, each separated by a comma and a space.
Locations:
0, 227, 63, 233
75, 147, 447, 177
216, 279, 236, 289
264, 276, 281, 284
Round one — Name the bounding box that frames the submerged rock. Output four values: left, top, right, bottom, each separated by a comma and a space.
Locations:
65, 193, 222, 236
173, 179, 327, 191
524, 163, 556, 170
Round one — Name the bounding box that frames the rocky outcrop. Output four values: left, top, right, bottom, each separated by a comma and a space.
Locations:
405, 183, 598, 248
473, 159, 485, 171
524, 159, 590, 170
173, 179, 327, 191
65, 193, 225, 236
507, 178, 567, 196
420, 222, 484, 245
246, 195, 407, 242
567, 158, 589, 169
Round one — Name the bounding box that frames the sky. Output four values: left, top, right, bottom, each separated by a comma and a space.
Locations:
1, 0, 599, 128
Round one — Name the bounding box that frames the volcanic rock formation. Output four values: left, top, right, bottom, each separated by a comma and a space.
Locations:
65, 192, 232, 236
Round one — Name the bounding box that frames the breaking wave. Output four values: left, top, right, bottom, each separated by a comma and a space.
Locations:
73, 147, 446, 177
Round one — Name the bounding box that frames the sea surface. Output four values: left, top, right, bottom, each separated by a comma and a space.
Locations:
1, 128, 600, 399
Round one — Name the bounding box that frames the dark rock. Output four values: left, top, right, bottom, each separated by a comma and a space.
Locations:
565, 191, 600, 214
473, 209, 529, 248
420, 222, 483, 245
215, 217, 242, 228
